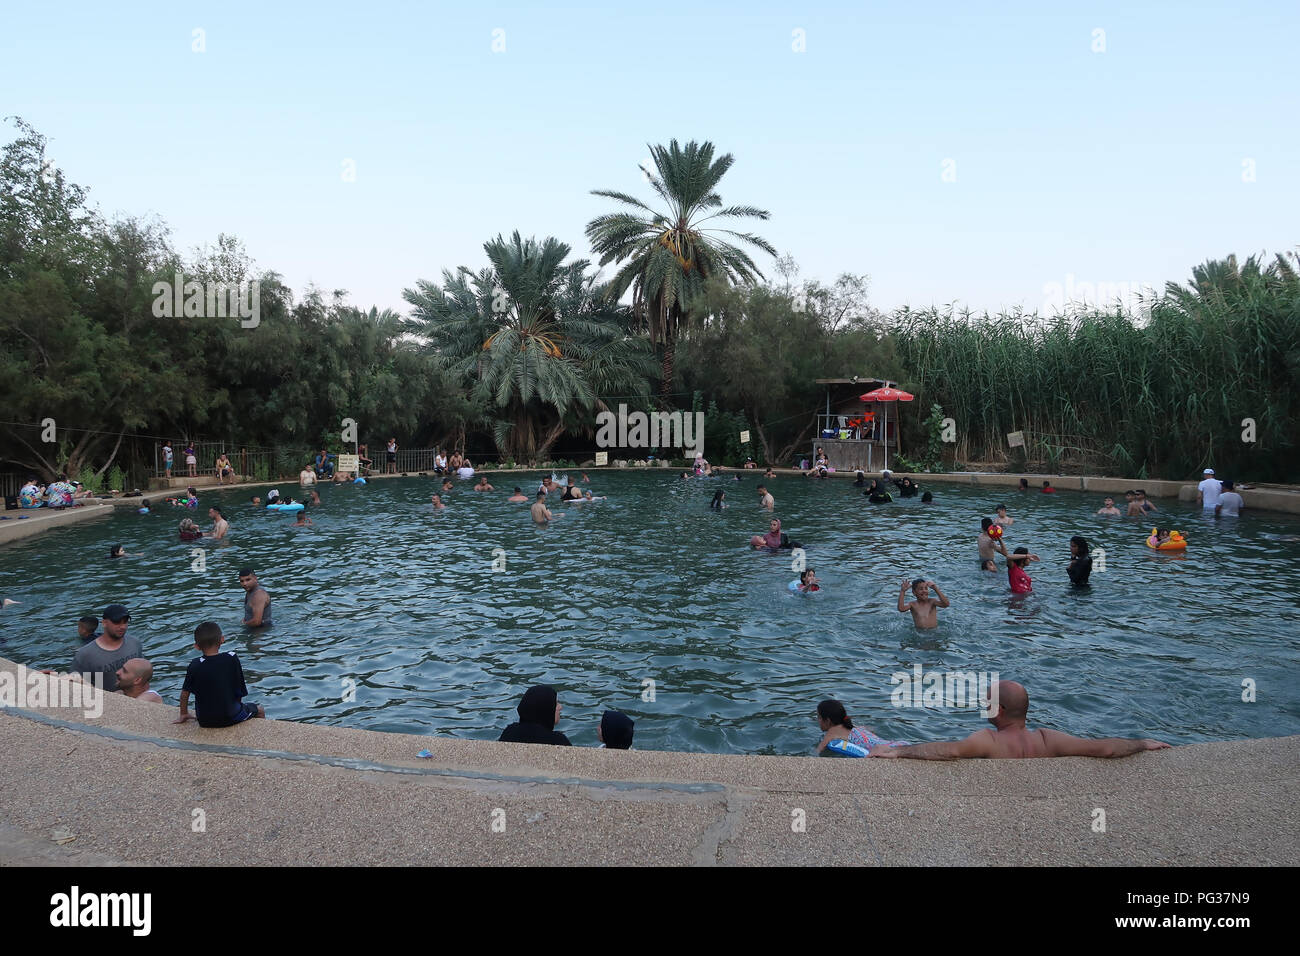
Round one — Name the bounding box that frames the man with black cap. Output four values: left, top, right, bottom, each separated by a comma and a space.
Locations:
71, 605, 142, 692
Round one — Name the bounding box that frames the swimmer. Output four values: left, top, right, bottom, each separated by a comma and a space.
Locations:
292, 511, 313, 527
137, 499, 151, 514
763, 467, 776, 479
898, 577, 949, 628
815, 700, 907, 755
431, 494, 446, 510
1148, 528, 1172, 547
978, 517, 1010, 566
205, 506, 229, 540
442, 479, 454, 492
756, 485, 774, 510
507, 487, 529, 503
530, 491, 563, 524
474, 477, 495, 492
921, 491, 934, 503
750, 518, 783, 550
582, 491, 605, 501
1096, 496, 1121, 516
561, 480, 582, 501
1068, 536, 1091, 585
1135, 489, 1157, 513
1125, 492, 1144, 517
993, 504, 1014, 527
1005, 546, 1040, 593
853, 470, 867, 487
797, 568, 820, 593
710, 489, 727, 510
1018, 478, 1030, 491
680, 471, 691, 480
980, 559, 998, 573
309, 490, 321, 506
868, 680, 1168, 760
581, 472, 590, 483
1041, 480, 1055, 494
109, 544, 134, 558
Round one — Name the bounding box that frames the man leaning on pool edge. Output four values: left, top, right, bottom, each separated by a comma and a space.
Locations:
870, 680, 1170, 759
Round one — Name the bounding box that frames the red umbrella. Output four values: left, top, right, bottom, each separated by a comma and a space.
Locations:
859, 386, 914, 471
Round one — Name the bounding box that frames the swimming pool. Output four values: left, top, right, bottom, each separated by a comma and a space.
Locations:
2, 473, 1297, 755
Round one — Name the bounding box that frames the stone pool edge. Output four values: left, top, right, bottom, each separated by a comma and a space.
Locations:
2, 658, 1297, 866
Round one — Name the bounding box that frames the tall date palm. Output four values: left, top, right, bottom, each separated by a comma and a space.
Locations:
586, 139, 775, 398
403, 232, 655, 462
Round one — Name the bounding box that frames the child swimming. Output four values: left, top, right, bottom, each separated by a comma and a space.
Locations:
1006, 547, 1040, 593
814, 699, 908, 755
897, 577, 949, 628
797, 568, 820, 593
710, 489, 727, 510
993, 504, 1014, 526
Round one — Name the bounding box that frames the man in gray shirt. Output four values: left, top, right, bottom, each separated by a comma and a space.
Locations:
71, 604, 142, 692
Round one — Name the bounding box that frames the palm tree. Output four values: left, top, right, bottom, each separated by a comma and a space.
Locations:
403, 232, 655, 463
586, 139, 775, 399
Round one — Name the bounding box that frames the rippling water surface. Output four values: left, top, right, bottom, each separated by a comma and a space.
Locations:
2, 473, 1297, 755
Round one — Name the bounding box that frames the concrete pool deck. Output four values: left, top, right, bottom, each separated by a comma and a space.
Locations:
1, 660, 1296, 866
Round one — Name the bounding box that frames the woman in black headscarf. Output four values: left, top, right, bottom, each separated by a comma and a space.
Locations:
498, 685, 572, 746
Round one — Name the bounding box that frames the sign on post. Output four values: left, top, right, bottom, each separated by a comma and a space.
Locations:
740, 430, 750, 444
337, 454, 359, 474
1006, 431, 1025, 448
595, 451, 608, 466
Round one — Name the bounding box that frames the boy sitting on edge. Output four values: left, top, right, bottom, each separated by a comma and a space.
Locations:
174, 621, 265, 727
898, 577, 950, 628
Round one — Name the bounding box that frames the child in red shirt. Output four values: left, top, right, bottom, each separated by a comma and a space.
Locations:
1007, 547, 1040, 593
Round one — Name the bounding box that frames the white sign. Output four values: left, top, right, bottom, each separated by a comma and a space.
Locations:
740, 430, 750, 444
1006, 431, 1025, 448
338, 454, 359, 473
595, 451, 608, 466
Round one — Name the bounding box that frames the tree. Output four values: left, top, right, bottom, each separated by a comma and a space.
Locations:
403, 232, 655, 463
586, 139, 775, 400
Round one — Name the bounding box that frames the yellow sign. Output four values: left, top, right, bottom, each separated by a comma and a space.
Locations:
338, 454, 360, 473
740, 430, 750, 444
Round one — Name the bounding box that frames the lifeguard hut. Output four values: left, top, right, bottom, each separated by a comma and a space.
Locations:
810, 377, 903, 472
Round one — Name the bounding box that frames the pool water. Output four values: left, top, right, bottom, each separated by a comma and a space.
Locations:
2, 473, 1298, 755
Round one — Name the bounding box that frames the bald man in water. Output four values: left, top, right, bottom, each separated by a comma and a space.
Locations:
116, 658, 164, 703
869, 680, 1169, 759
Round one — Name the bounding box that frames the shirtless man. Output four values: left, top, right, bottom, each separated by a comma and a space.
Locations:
1096, 496, 1122, 516
869, 680, 1169, 759
206, 507, 229, 540
993, 504, 1014, 527
115, 658, 165, 703
442, 479, 454, 492
473, 476, 495, 492
430, 494, 446, 510
530, 491, 563, 524
898, 578, 949, 629
978, 517, 1009, 567
756, 485, 774, 510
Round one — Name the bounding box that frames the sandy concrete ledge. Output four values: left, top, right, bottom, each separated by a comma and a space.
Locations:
2, 660, 1295, 867
0, 504, 114, 546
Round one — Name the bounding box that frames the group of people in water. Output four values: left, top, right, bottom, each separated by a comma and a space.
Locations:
11, 457, 1234, 761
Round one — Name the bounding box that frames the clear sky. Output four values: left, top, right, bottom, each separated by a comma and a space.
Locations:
3, 0, 1296, 316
